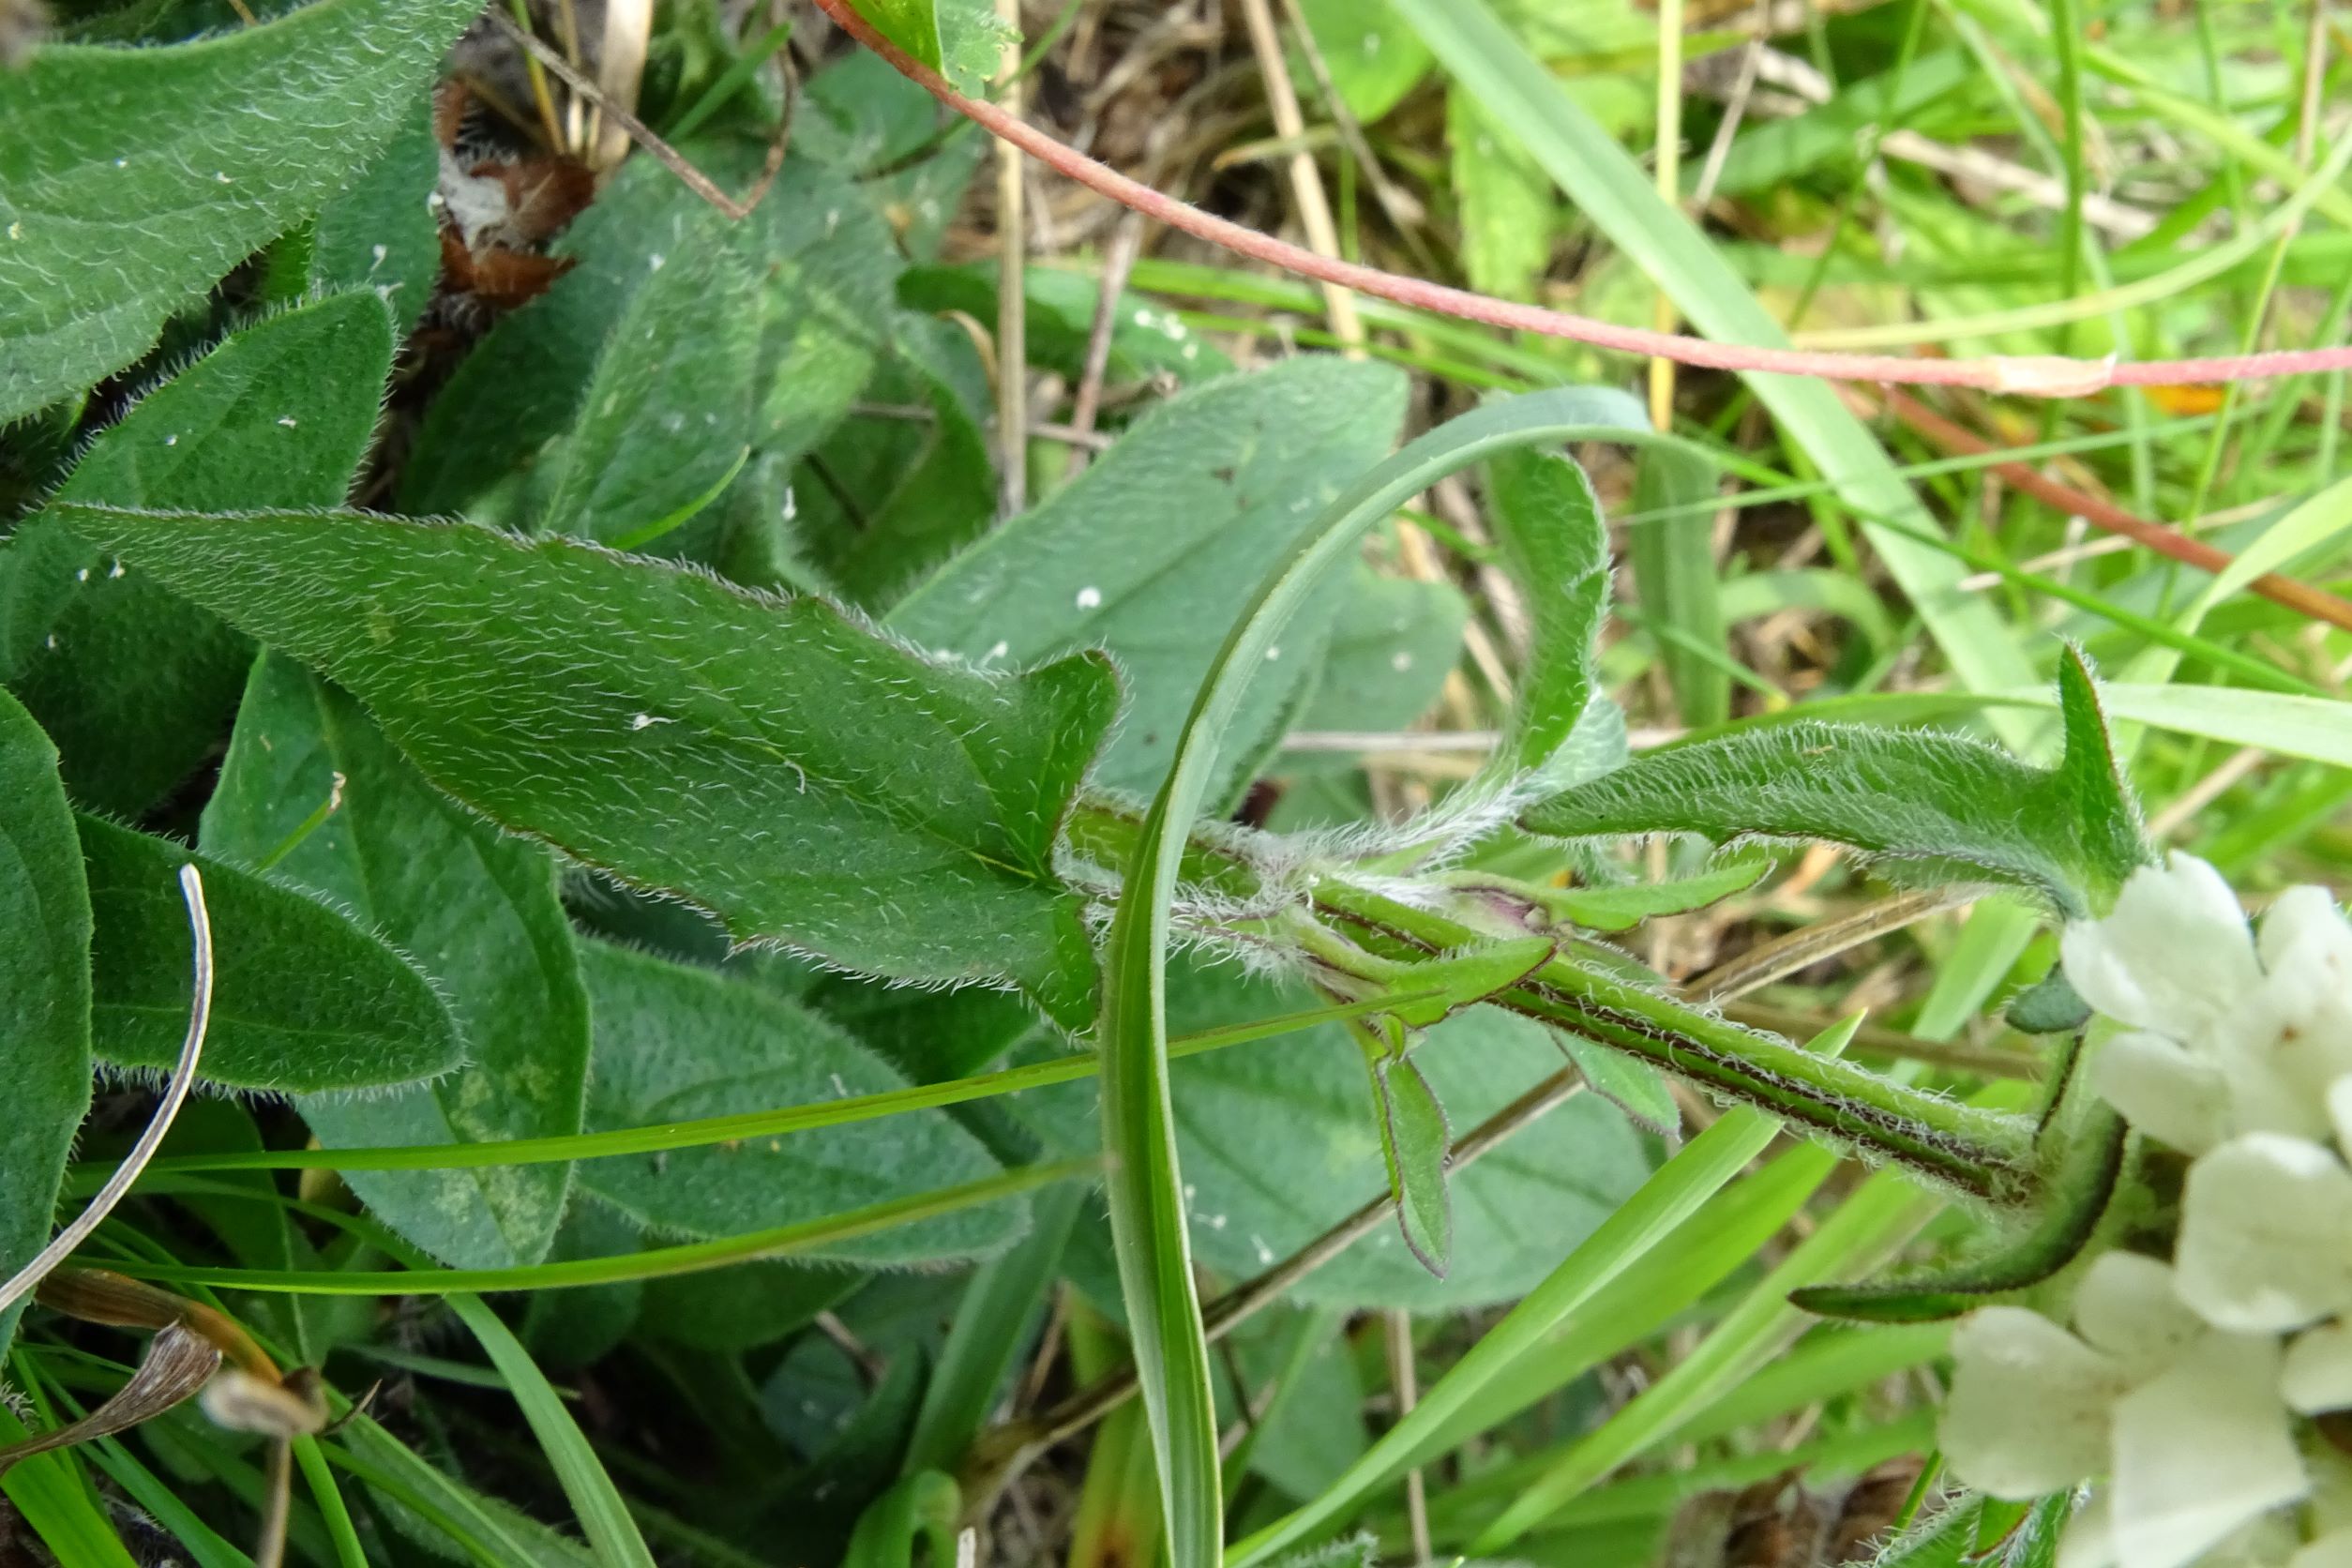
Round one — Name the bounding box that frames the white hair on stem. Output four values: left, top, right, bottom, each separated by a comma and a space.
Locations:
0, 863, 213, 1314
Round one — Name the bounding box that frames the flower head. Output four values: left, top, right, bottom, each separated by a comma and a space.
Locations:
1936, 855, 2352, 1568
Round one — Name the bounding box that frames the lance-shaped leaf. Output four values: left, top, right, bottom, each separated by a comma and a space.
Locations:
79, 814, 461, 1094
1520, 649, 2148, 915
61, 505, 1120, 1026
0, 291, 396, 814
203, 656, 590, 1269
574, 939, 1023, 1266
0, 0, 479, 420
1479, 417, 1644, 784
0, 687, 92, 1360
1372, 1055, 1453, 1277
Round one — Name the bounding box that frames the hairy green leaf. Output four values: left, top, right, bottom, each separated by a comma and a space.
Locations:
1521, 650, 2148, 915
1482, 428, 1642, 781
541, 246, 761, 549
203, 656, 590, 1268
891, 356, 1410, 796
1373, 1055, 1453, 1276
58, 505, 1122, 1026
401, 157, 897, 535
574, 939, 1021, 1266
309, 98, 441, 340
0, 0, 478, 418
0, 291, 395, 814
0, 687, 92, 1358
1553, 1033, 1679, 1136
80, 813, 462, 1093
1543, 856, 1770, 931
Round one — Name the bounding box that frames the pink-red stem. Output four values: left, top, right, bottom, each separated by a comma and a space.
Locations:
811, 0, 2352, 397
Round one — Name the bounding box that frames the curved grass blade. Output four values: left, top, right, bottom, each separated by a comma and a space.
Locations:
1101, 386, 1658, 1565
445, 1293, 657, 1568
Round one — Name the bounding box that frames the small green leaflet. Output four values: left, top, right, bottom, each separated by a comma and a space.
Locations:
0, 291, 396, 815
574, 940, 1024, 1267
890, 357, 1409, 796
80, 814, 462, 1093
1552, 1033, 1679, 1135
1371, 1055, 1453, 1276
0, 687, 93, 1360
204, 656, 591, 1268
1480, 422, 1644, 784
65, 504, 1118, 1026
0, 0, 479, 419
1540, 857, 1770, 931
848, 0, 1004, 93
1521, 648, 2148, 916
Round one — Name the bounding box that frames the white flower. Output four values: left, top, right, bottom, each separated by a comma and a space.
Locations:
2063, 855, 2352, 1153
2174, 1134, 2352, 1334
1942, 1254, 2311, 1568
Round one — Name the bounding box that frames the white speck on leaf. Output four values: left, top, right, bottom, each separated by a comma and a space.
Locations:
629, 713, 674, 731
1075, 586, 1103, 611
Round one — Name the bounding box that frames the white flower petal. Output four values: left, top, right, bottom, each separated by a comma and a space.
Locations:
2177, 1134, 2352, 1334
2284, 1322, 2352, 1414
2073, 1252, 2203, 1382
1943, 1307, 2123, 1500
2063, 853, 2260, 1038
2092, 1031, 2233, 1154
2109, 1331, 2307, 1568
2291, 1529, 2352, 1568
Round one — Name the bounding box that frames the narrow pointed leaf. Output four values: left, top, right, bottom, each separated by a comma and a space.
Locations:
0, 687, 92, 1359
1481, 432, 1639, 781
1374, 1057, 1454, 1277
80, 813, 462, 1093
1553, 1033, 1680, 1136
0, 0, 478, 418
60, 505, 1120, 1027
1545, 857, 1771, 931
1521, 651, 2148, 916
1376, 937, 1557, 1029
0, 1324, 219, 1476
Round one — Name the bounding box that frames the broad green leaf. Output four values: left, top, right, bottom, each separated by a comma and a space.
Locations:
1626, 444, 1729, 730
1388, 0, 2043, 747
1482, 428, 1642, 781
795, 317, 996, 606
445, 1293, 659, 1568
308, 98, 441, 340
1021, 957, 1649, 1312
1294, 0, 1436, 121
1372, 1055, 1453, 1276
0, 0, 478, 419
203, 655, 590, 1268
890, 357, 1410, 796
540, 246, 761, 550
401, 157, 897, 533
79, 814, 461, 1093
0, 687, 92, 1359
1450, 93, 1557, 301
573, 939, 1022, 1266
0, 291, 394, 814
65, 505, 1120, 1027
1522, 651, 2148, 916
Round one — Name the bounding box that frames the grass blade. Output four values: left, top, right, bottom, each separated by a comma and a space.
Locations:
445, 1292, 658, 1568
1099, 387, 1656, 1564
1387, 0, 2043, 746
